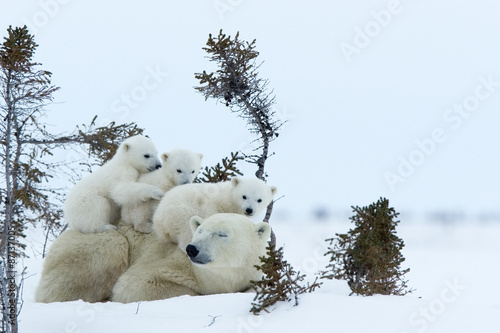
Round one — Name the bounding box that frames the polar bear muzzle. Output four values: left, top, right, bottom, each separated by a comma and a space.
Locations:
148, 162, 162, 172
186, 244, 212, 265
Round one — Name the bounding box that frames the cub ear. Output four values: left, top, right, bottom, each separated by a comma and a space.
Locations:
255, 222, 272, 240
123, 143, 131, 152
161, 153, 169, 162
231, 177, 240, 187
270, 186, 277, 196
190, 216, 204, 233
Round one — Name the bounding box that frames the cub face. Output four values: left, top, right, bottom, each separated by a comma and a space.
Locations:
161, 149, 203, 185
186, 214, 271, 268
230, 177, 277, 217
121, 135, 162, 173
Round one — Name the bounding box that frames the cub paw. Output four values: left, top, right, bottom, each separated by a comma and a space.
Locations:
142, 187, 164, 201
134, 222, 153, 234
149, 188, 164, 201
98, 224, 118, 232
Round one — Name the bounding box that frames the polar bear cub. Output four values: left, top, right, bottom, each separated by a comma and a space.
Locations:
153, 177, 277, 252
111, 213, 272, 303
120, 149, 203, 233
64, 135, 163, 233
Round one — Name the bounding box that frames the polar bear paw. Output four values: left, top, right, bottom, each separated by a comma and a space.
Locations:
147, 187, 164, 201
134, 221, 154, 234
97, 224, 118, 232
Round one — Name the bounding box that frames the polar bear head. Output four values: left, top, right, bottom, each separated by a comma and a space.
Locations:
161, 149, 203, 185
230, 177, 277, 217
118, 135, 162, 174
186, 213, 271, 268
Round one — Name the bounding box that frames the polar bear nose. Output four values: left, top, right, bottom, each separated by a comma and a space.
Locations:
186, 244, 199, 258
155, 163, 161, 169
245, 208, 254, 215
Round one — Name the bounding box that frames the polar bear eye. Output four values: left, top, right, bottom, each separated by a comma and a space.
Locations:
177, 169, 182, 173
144, 154, 150, 158
218, 232, 228, 238
242, 196, 247, 200
257, 199, 262, 203
191, 170, 195, 174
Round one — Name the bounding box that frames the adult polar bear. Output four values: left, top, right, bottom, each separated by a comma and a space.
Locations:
64, 135, 163, 233
153, 177, 277, 252
35, 214, 271, 303
120, 149, 203, 233
111, 214, 271, 303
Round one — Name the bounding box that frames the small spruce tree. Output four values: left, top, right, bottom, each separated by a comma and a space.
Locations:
321, 197, 412, 296
195, 151, 243, 183
250, 244, 321, 314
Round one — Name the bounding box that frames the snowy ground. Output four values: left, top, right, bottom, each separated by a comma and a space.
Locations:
2, 2, 499, 331
19, 218, 500, 333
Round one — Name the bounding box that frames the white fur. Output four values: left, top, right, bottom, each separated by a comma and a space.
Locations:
153, 177, 277, 252
35, 229, 129, 303
120, 149, 203, 233
111, 213, 271, 303
64, 135, 162, 233
34, 214, 271, 303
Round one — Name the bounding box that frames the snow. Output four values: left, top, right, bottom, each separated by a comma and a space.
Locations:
1, 1, 499, 332
19, 219, 500, 333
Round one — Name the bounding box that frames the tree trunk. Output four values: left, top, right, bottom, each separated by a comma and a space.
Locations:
1, 71, 18, 333
240, 98, 276, 244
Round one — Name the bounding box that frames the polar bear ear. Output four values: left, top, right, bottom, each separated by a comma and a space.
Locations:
197, 153, 203, 161
190, 216, 204, 233
270, 186, 277, 196
161, 153, 169, 162
231, 177, 240, 187
123, 143, 131, 152
255, 222, 272, 240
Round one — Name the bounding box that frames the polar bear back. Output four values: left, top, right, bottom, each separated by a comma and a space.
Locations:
35, 229, 129, 303
156, 181, 233, 216
152, 181, 233, 245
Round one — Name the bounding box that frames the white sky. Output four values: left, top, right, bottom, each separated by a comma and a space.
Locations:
1, 0, 499, 221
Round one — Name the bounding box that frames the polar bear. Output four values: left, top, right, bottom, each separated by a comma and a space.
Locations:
153, 177, 277, 252
64, 135, 163, 233
34, 214, 271, 303
35, 228, 130, 303
120, 149, 203, 233
111, 213, 272, 303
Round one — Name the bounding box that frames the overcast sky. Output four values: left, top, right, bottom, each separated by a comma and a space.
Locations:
1, 0, 499, 221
